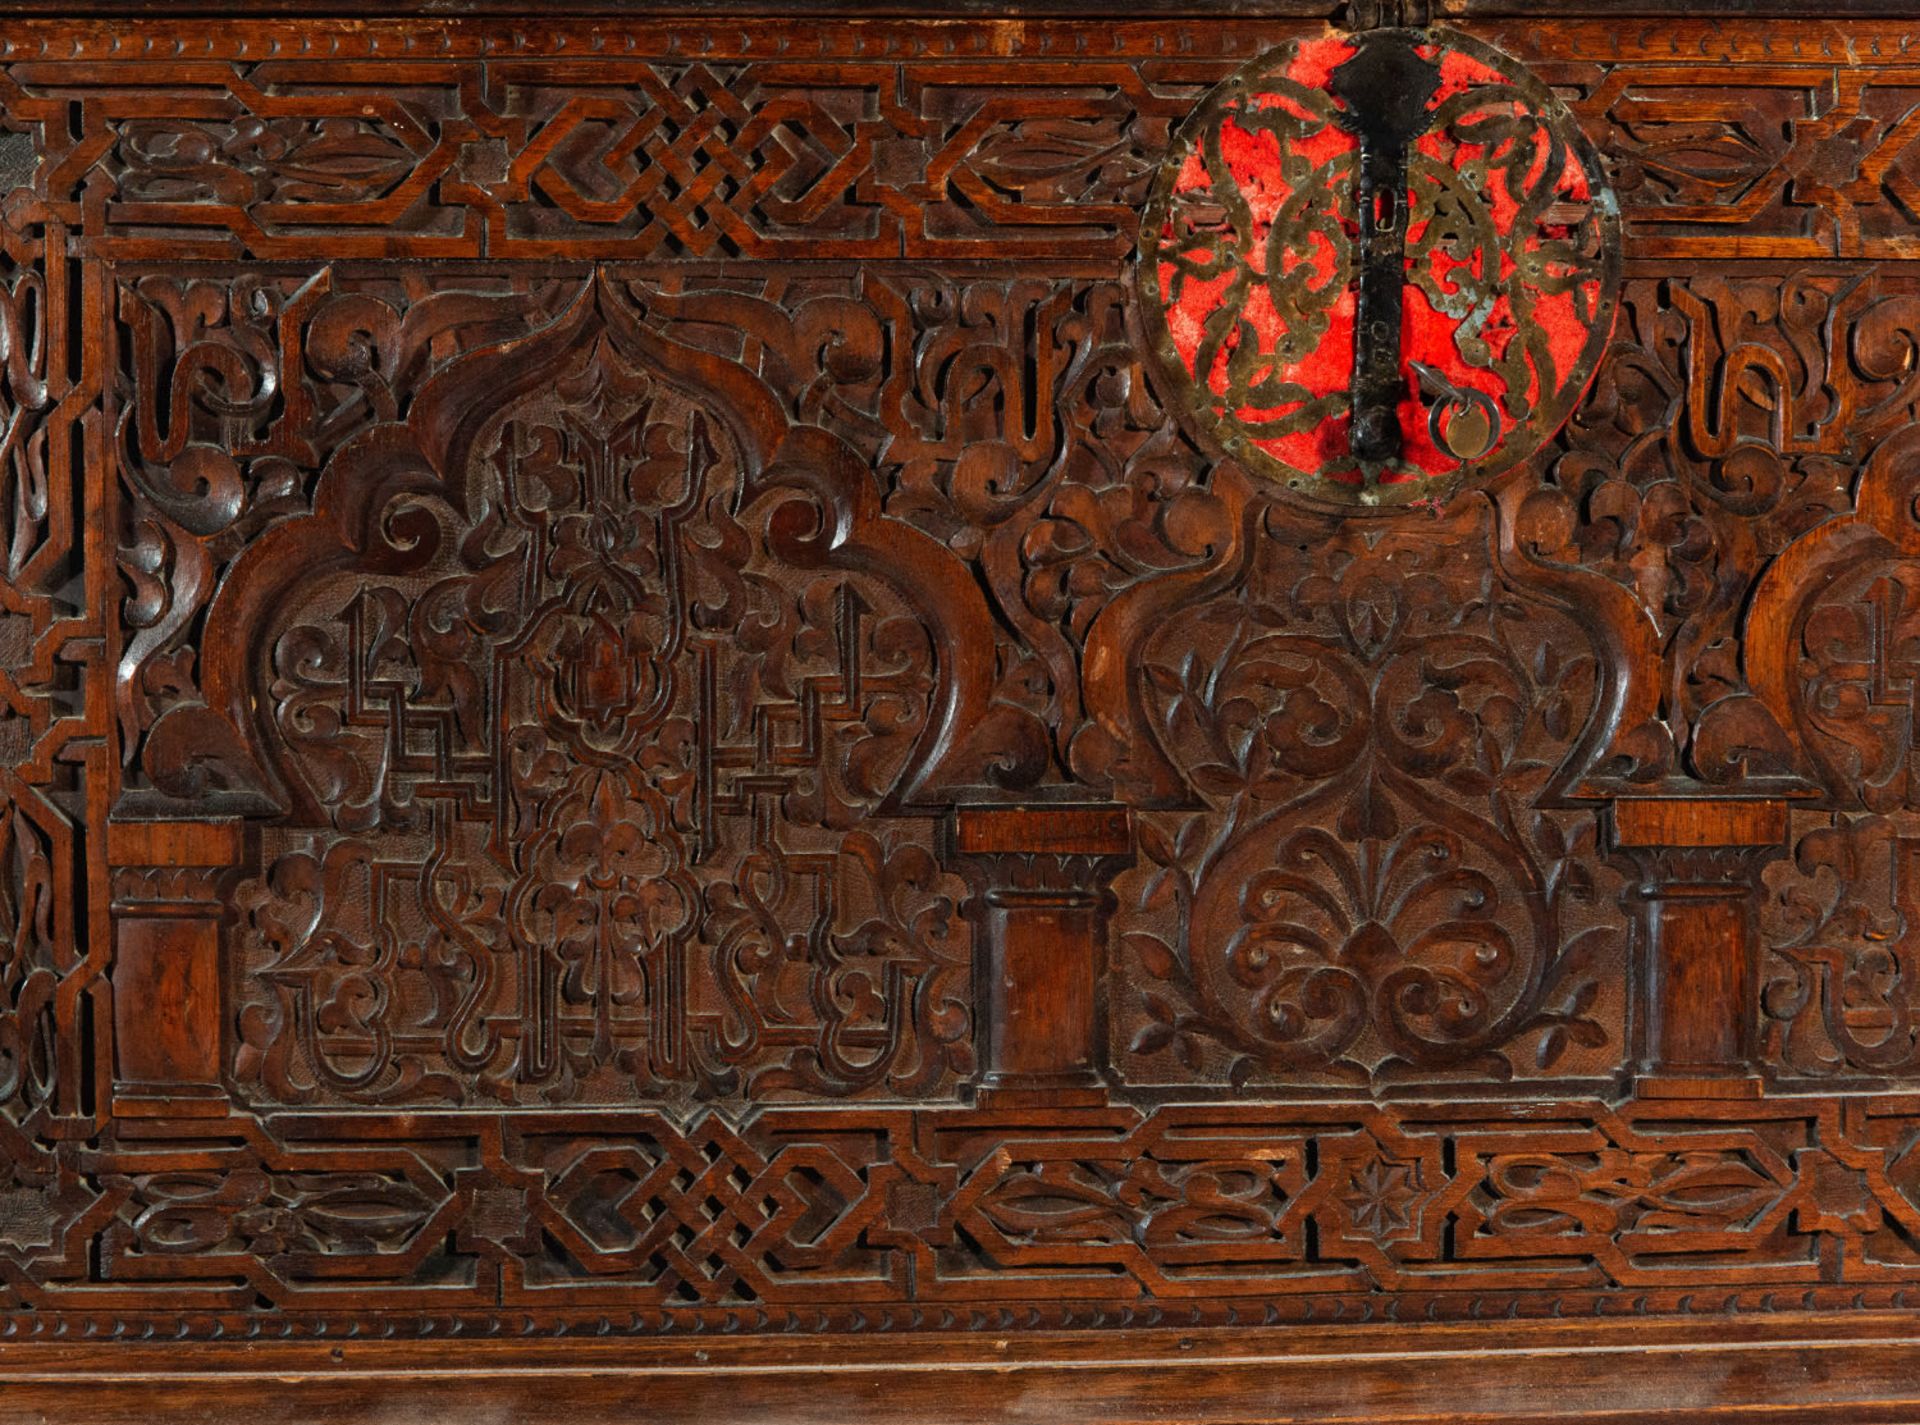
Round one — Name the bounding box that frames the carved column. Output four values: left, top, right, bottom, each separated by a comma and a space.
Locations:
1609, 798, 1787, 1099
107, 821, 242, 1117
946, 804, 1132, 1107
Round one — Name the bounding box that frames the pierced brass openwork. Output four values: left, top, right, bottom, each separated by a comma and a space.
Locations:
1139, 28, 1622, 510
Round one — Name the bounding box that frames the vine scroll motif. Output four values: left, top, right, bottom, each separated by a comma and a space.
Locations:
27, 9, 1920, 1356
1108, 501, 1627, 1089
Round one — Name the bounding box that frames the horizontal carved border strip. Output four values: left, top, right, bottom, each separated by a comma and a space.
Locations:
1, 23, 1914, 261
4, 1095, 1920, 1334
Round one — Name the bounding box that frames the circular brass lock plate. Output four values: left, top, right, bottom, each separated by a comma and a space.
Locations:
1139, 28, 1622, 510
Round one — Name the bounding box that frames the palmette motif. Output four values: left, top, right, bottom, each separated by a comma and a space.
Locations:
1111, 504, 1625, 1088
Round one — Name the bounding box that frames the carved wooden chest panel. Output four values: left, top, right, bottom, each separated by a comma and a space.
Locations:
5, 1, 1920, 1417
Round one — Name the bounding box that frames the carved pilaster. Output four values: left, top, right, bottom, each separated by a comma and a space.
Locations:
946, 805, 1133, 1106
1608, 799, 1788, 1100
107, 821, 243, 1117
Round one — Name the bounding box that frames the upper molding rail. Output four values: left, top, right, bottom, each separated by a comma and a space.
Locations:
0, 15, 1907, 62
0, 0, 1912, 13
0, 0, 1911, 17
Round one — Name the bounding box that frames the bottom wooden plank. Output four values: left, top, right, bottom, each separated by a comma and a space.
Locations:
0, 1316, 1917, 1423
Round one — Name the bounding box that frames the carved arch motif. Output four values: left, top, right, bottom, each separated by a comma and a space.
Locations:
135, 272, 1048, 1106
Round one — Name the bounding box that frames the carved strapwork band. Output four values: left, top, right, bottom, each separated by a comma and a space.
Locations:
106, 821, 242, 1117
946, 805, 1133, 1105
1609, 799, 1789, 1099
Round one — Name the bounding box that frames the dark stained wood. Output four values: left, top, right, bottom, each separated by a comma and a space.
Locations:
14, 1314, 1920, 1421
1611, 799, 1786, 1097
952, 805, 1132, 1103
9, 1318, 1920, 1423
0, 2, 1917, 1419
106, 820, 240, 1115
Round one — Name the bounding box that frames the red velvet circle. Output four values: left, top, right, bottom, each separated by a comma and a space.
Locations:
1154, 36, 1606, 490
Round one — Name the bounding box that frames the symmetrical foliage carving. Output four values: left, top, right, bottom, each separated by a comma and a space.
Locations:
1108, 500, 1626, 1088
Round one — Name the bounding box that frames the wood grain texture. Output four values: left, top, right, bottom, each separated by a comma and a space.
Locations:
0, 3, 1916, 1419
9, 1318, 1920, 1423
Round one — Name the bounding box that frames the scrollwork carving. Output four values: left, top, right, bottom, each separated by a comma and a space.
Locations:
17, 7, 1920, 1361
211, 277, 987, 1107
1106, 500, 1627, 1088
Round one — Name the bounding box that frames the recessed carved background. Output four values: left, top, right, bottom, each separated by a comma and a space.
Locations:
1, 13, 1920, 1346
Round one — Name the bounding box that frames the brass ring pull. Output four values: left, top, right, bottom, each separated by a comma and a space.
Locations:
1410, 360, 1502, 463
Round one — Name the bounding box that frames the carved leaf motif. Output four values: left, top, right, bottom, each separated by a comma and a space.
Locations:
976, 1164, 1136, 1245
1111, 506, 1625, 1087
280, 1173, 442, 1253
